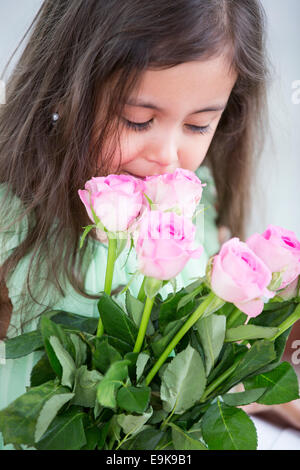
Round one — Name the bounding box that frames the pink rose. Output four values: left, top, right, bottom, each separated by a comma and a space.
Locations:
277, 276, 300, 301
210, 238, 275, 317
78, 174, 145, 232
135, 210, 203, 280
246, 225, 300, 290
143, 168, 206, 218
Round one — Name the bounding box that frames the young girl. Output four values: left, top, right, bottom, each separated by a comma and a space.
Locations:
1, 0, 298, 450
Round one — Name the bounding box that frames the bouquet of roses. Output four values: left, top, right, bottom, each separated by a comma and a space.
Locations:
1, 169, 300, 450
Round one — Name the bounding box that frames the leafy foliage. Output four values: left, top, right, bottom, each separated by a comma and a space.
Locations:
1, 281, 300, 450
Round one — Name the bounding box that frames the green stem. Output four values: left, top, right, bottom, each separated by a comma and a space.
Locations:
137, 277, 146, 303
200, 354, 243, 403
104, 236, 118, 295
133, 295, 155, 353
226, 307, 243, 328
97, 235, 118, 337
145, 291, 219, 385
269, 302, 300, 341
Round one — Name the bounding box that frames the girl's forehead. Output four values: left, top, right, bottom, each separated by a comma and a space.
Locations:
126, 56, 237, 115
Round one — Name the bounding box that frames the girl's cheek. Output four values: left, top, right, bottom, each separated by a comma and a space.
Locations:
118, 135, 144, 165
182, 138, 212, 171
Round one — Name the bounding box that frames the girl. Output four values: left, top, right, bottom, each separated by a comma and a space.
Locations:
1, 0, 297, 450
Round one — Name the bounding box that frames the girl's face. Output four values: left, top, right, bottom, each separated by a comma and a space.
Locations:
101, 54, 237, 178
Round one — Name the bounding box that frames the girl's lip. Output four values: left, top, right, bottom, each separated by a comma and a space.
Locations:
123, 172, 146, 180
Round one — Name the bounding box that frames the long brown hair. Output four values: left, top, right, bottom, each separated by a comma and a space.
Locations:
0, 0, 270, 332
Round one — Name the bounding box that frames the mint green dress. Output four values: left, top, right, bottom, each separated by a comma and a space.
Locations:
0, 166, 220, 450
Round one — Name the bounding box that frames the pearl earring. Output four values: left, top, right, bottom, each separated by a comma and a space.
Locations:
51, 112, 59, 123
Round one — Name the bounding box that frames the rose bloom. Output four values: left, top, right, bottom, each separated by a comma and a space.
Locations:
246, 225, 300, 290
210, 238, 275, 317
143, 168, 206, 218
135, 210, 203, 280
276, 276, 300, 301
78, 174, 145, 232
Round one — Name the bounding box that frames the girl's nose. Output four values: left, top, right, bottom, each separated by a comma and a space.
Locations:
147, 132, 179, 169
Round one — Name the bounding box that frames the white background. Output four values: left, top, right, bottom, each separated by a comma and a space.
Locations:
0, 0, 299, 239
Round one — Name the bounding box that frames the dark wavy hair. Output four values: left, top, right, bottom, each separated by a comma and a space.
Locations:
0, 0, 270, 332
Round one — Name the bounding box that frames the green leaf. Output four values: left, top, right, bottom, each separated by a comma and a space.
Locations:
40, 317, 74, 377
36, 407, 87, 450
207, 343, 235, 385
92, 337, 122, 374
100, 334, 133, 356
253, 328, 292, 377
0, 380, 71, 446
117, 386, 151, 414
158, 288, 197, 332
151, 315, 189, 358
117, 407, 153, 437
35, 392, 74, 442
160, 345, 206, 414
5, 330, 44, 359
30, 354, 56, 387
71, 365, 103, 408
225, 325, 279, 342
118, 427, 165, 450
196, 314, 226, 375
124, 352, 139, 381
97, 421, 111, 450
249, 301, 296, 326
217, 302, 243, 322
81, 426, 102, 450
136, 352, 150, 382
223, 340, 276, 392
148, 409, 168, 425
40, 316, 74, 356
221, 388, 267, 406
201, 399, 257, 450
107, 414, 122, 445
69, 333, 87, 367
80, 224, 95, 249
176, 280, 209, 312
244, 362, 300, 405
97, 360, 131, 409
169, 423, 207, 450
49, 336, 76, 388
50, 310, 98, 334
98, 293, 139, 346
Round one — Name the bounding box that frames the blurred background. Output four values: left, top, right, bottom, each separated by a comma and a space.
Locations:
0, 0, 300, 449
247, 0, 300, 240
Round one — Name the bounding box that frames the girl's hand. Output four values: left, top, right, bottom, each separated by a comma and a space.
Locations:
241, 400, 300, 430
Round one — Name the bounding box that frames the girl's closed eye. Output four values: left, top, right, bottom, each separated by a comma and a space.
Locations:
122, 118, 211, 135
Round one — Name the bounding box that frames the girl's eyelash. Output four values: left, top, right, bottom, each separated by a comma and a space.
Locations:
123, 118, 211, 135
124, 119, 153, 132
188, 124, 211, 135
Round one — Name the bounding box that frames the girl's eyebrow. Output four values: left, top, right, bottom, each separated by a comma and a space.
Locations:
126, 98, 226, 114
